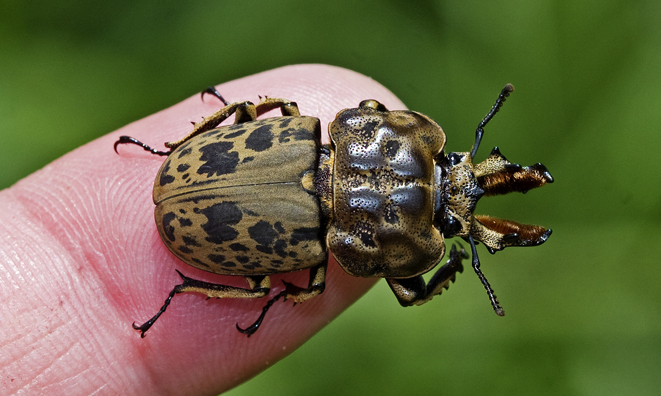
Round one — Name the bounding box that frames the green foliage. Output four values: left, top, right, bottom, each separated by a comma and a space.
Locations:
2, 0, 659, 394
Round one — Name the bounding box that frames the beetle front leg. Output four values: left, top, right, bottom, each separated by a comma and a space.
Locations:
386, 245, 467, 307
236, 260, 328, 337
132, 270, 270, 337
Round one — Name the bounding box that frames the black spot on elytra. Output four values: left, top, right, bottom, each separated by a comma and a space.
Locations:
236, 256, 250, 264
292, 127, 313, 140
207, 254, 227, 264
242, 208, 260, 217
179, 209, 186, 214
205, 130, 223, 139
199, 202, 242, 243
177, 163, 190, 173
384, 140, 400, 158
178, 245, 192, 254
184, 194, 225, 205
182, 235, 200, 246
279, 118, 293, 128
197, 141, 240, 177
290, 227, 319, 246
245, 124, 274, 152
288, 251, 298, 258
159, 161, 175, 186
177, 146, 193, 159
179, 218, 192, 227
191, 258, 209, 267
274, 222, 285, 234
248, 220, 278, 246
278, 127, 312, 144
241, 156, 254, 163
274, 239, 288, 258
270, 260, 284, 267
279, 134, 291, 144
229, 243, 249, 252
225, 129, 247, 139
256, 245, 273, 254
162, 212, 176, 241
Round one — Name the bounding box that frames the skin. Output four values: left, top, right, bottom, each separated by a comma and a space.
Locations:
0, 64, 406, 395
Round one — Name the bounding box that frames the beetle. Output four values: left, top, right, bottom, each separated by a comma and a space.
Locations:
115, 84, 553, 337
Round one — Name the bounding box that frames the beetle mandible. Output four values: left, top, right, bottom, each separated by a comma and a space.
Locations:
115, 84, 553, 337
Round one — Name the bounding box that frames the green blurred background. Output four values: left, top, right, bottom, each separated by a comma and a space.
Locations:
2, 0, 660, 395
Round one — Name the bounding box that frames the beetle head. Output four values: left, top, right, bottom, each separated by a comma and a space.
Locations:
437, 84, 553, 253
436, 84, 553, 316
434, 119, 552, 317
436, 147, 553, 252
436, 84, 553, 253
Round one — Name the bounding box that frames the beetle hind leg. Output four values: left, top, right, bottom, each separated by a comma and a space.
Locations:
236, 261, 328, 337
132, 270, 270, 337
386, 244, 467, 307
165, 101, 258, 150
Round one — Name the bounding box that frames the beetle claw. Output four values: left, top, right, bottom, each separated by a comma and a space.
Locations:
132, 322, 149, 338
201, 86, 229, 106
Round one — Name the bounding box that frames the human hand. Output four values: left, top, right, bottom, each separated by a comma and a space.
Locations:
0, 64, 405, 395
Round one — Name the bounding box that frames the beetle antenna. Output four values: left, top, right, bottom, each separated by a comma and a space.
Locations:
470, 84, 514, 159
201, 86, 230, 106
465, 235, 505, 316
114, 136, 171, 156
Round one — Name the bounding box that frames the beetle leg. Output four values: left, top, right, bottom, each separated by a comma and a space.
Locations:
132, 270, 270, 337
174, 273, 271, 298
386, 244, 467, 306
464, 235, 505, 316
113, 135, 171, 156
236, 261, 328, 337
282, 260, 327, 304
164, 101, 258, 150
255, 97, 300, 117
124, 95, 301, 155
115, 99, 260, 155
